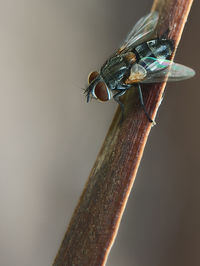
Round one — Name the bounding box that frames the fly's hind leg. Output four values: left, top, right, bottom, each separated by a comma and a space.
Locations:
137, 83, 154, 123
113, 90, 126, 122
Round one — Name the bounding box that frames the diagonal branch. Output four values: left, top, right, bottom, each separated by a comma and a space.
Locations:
53, 0, 194, 265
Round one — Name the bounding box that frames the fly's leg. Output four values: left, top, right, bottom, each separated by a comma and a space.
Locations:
137, 83, 153, 123
113, 90, 126, 122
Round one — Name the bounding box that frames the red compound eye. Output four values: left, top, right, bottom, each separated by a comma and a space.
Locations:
88, 71, 99, 84
94, 81, 109, 101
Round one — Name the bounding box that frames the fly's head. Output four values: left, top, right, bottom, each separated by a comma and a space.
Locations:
84, 71, 112, 103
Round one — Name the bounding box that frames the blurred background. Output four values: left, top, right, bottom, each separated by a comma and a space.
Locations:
0, 0, 199, 265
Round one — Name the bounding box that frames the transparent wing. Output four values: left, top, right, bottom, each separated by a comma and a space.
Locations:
120, 12, 159, 52
138, 57, 195, 83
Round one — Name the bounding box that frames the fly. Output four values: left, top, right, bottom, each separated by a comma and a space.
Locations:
84, 12, 195, 122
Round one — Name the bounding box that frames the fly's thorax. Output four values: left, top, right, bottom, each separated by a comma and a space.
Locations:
124, 52, 137, 64
100, 52, 136, 89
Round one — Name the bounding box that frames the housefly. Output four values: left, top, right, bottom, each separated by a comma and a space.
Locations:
84, 12, 195, 122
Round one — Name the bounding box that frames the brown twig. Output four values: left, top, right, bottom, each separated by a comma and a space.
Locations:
53, 0, 194, 265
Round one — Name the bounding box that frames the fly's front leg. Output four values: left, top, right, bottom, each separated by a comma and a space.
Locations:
137, 83, 154, 123
113, 90, 126, 121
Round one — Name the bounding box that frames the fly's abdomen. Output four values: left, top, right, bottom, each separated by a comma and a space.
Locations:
134, 39, 174, 61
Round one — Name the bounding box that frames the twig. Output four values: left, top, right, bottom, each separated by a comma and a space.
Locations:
53, 0, 194, 265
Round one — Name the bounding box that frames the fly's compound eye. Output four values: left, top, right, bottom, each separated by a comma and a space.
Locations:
94, 81, 110, 102
88, 71, 99, 84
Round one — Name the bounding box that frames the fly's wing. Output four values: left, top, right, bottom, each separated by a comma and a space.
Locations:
119, 12, 159, 52
138, 57, 195, 83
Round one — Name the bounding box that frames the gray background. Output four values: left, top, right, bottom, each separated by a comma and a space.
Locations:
0, 0, 199, 265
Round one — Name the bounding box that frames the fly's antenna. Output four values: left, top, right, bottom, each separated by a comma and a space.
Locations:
83, 87, 91, 102
84, 76, 101, 102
